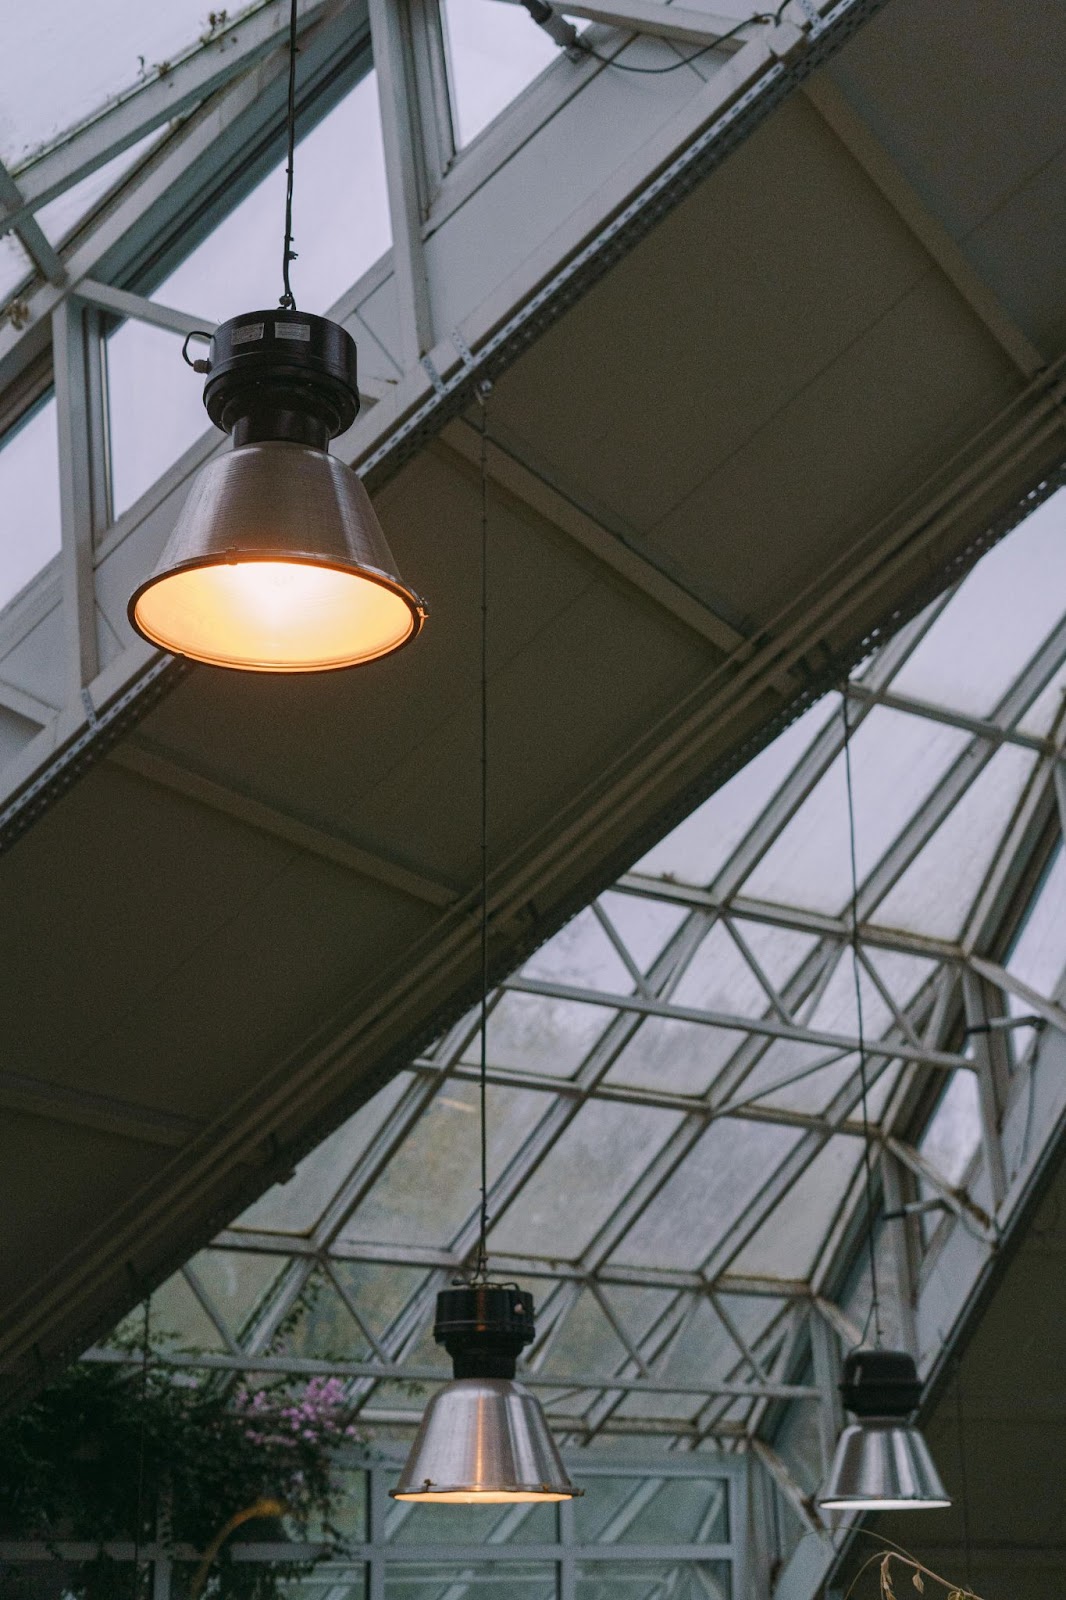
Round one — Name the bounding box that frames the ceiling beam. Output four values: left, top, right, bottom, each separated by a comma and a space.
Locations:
109, 739, 458, 908
438, 425, 751, 655
0, 1068, 201, 1147
802, 70, 1046, 379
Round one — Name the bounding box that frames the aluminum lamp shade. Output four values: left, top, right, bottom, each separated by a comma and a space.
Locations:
392, 1283, 580, 1504
128, 308, 425, 672
129, 443, 425, 672
817, 1348, 950, 1512
819, 1420, 951, 1511
391, 1375, 578, 1502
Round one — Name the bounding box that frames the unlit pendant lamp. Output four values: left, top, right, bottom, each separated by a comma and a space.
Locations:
818, 1348, 950, 1511
128, 309, 425, 671
392, 391, 578, 1507
391, 1284, 580, 1503
816, 683, 950, 1515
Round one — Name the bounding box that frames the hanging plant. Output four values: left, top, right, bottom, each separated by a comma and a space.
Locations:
0, 1350, 362, 1600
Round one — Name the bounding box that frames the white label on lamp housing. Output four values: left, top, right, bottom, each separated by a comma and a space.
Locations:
231, 322, 265, 345
276, 322, 312, 341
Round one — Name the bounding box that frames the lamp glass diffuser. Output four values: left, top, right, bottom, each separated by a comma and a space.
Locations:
129, 311, 425, 672
817, 1349, 950, 1512
391, 1286, 580, 1504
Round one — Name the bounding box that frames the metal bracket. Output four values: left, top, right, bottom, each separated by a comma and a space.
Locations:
420, 354, 446, 396
791, 0, 824, 33
452, 327, 492, 398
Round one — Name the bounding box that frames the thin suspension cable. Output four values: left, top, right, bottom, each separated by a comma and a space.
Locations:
132, 1297, 150, 1600
841, 682, 883, 1347
474, 387, 491, 1283
279, 0, 299, 309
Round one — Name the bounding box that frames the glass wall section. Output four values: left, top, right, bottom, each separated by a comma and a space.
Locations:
442, 0, 560, 145
106, 69, 391, 518
0, 394, 61, 611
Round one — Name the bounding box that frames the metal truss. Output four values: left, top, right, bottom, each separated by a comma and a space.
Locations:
83, 522, 1066, 1504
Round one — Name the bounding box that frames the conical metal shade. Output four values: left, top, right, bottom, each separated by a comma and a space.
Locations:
818, 1420, 951, 1511
391, 1377, 580, 1502
129, 441, 426, 671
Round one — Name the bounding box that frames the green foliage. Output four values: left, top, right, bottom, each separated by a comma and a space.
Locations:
0, 1354, 359, 1600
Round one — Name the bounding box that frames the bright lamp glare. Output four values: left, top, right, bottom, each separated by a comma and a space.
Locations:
390, 1489, 571, 1504
132, 558, 416, 672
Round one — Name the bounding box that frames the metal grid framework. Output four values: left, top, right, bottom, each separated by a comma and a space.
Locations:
0, 1457, 746, 1600
76, 485, 1066, 1585
5, 6, 1066, 1595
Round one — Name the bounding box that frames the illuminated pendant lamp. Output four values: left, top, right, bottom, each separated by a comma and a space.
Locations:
391, 396, 579, 1508
816, 682, 949, 1515
128, 0, 425, 672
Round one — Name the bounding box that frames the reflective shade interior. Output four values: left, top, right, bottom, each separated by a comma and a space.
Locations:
818, 1495, 951, 1510
132, 558, 418, 671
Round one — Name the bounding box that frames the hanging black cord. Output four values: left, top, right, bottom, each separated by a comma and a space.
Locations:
131, 1298, 150, 1600
580, 1, 790, 74
279, 0, 299, 309
473, 385, 491, 1284
841, 683, 883, 1348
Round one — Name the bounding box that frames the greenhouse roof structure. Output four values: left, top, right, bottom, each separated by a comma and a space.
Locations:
3, 1, 1066, 1594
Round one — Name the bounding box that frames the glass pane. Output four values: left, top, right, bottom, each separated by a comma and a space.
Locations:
344, 1079, 545, 1246
386, 1561, 556, 1600
730, 1135, 862, 1278
633, 698, 836, 888
919, 1070, 980, 1188
107, 320, 208, 517
186, 1248, 288, 1340
281, 1565, 365, 1600
523, 906, 633, 994
36, 132, 162, 249
874, 744, 1037, 938
597, 891, 687, 973
890, 487, 1066, 717
0, 234, 33, 304
237, 1072, 412, 1235
472, 990, 615, 1080
0, 395, 61, 611
575, 1560, 730, 1600
490, 1100, 684, 1260
107, 72, 391, 517
608, 1120, 802, 1270
2, 1, 218, 164
1007, 840, 1066, 1005
743, 709, 969, 914
443, 0, 560, 146
574, 1475, 728, 1543
154, 70, 390, 322
385, 1498, 556, 1544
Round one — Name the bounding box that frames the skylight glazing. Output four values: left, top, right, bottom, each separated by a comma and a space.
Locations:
99, 487, 1066, 1500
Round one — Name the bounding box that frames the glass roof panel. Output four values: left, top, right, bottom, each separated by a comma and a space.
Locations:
489, 1099, 684, 1258
607, 1120, 802, 1270
1, 3, 247, 167
342, 1078, 546, 1246
475, 989, 616, 1079
442, 0, 560, 147
729, 1135, 861, 1278
633, 697, 836, 887
0, 234, 34, 305
0, 395, 61, 613
743, 708, 970, 913
522, 905, 635, 994
875, 743, 1038, 938
1007, 838, 1066, 1004
890, 488, 1066, 716
597, 891, 687, 973
606, 1016, 741, 1097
